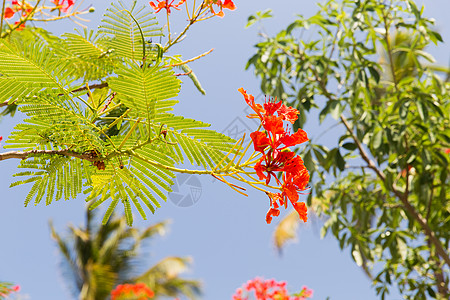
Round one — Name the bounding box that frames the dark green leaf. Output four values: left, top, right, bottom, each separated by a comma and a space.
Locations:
342, 142, 357, 151
335, 149, 345, 171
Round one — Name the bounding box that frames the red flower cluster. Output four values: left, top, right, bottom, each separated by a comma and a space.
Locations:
4, 7, 15, 18
111, 283, 154, 300
2, 0, 75, 29
2, 0, 33, 29
148, 0, 235, 17
205, 0, 236, 17
149, 0, 186, 15
298, 286, 313, 299
232, 277, 313, 300
51, 0, 75, 13
238, 88, 310, 224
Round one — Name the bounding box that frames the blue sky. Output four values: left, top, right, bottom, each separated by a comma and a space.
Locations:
1, 0, 449, 299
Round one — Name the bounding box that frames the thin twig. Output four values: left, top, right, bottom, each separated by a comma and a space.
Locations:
1, 0, 6, 35
382, 6, 400, 95
164, 48, 214, 68
29, 10, 89, 22
174, 70, 192, 76
67, 82, 109, 94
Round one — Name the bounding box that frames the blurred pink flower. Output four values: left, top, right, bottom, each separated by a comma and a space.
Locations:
232, 277, 313, 300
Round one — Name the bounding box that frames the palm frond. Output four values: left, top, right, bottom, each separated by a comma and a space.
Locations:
135, 257, 202, 299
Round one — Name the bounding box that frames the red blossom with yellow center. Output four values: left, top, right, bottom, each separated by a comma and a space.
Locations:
239, 88, 310, 224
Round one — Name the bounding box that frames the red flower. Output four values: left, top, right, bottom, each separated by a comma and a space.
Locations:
233, 277, 309, 300
264, 99, 282, 115
205, 0, 236, 17
149, 0, 186, 15
291, 168, 310, 191
254, 158, 270, 183
283, 155, 306, 176
292, 202, 307, 222
300, 286, 314, 298
282, 182, 299, 203
52, 0, 75, 12
250, 131, 270, 153
4, 7, 15, 18
266, 206, 280, 224
238, 87, 264, 118
266, 191, 308, 224
262, 115, 284, 135
222, 0, 236, 10
278, 104, 300, 124
111, 283, 154, 300
255, 150, 297, 185
14, 21, 25, 30
279, 129, 308, 148
445, 148, 450, 154
239, 87, 310, 224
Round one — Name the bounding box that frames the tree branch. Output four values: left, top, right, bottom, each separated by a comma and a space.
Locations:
68, 82, 109, 94
340, 115, 450, 268
1, 0, 42, 39
427, 239, 450, 298
310, 64, 450, 268
0, 149, 98, 162
163, 48, 214, 68
1, 0, 6, 35
0, 100, 11, 107
382, 10, 400, 94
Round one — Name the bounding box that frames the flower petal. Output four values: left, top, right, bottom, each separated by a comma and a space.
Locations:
292, 202, 308, 222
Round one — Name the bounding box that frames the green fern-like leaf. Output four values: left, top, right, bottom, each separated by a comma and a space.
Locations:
99, 0, 162, 61
87, 149, 176, 225
11, 156, 88, 206
0, 39, 75, 91
108, 62, 180, 118
58, 29, 116, 81
5, 93, 106, 153
2, 0, 240, 226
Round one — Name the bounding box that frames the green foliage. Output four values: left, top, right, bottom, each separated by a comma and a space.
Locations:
0, 1, 236, 226
248, 0, 450, 298
98, 1, 162, 61
0, 282, 18, 299
246, 9, 273, 28
50, 208, 201, 300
